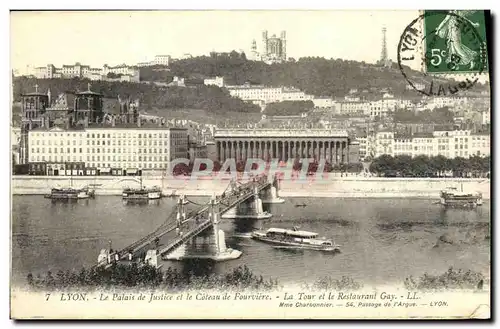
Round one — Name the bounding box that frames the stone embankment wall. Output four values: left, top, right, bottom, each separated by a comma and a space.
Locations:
11, 175, 490, 199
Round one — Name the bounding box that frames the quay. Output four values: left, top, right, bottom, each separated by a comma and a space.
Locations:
11, 175, 491, 199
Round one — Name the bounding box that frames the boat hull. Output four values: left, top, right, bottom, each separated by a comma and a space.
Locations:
251, 235, 340, 252
45, 191, 93, 200
122, 191, 161, 200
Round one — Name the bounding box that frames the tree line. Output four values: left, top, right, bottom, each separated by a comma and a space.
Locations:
144, 54, 451, 98
264, 100, 314, 116
27, 264, 279, 291
369, 155, 490, 178
394, 107, 455, 124
13, 77, 260, 115
26, 264, 485, 292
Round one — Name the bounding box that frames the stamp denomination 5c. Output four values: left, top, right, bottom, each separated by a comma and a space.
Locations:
398, 10, 488, 96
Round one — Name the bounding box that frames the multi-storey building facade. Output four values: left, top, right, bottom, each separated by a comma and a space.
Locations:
470, 133, 490, 157
412, 133, 435, 158
393, 134, 413, 157
312, 97, 334, 108
28, 125, 188, 175
34, 62, 140, 82
214, 128, 357, 164
203, 76, 225, 88
374, 131, 394, 157
226, 85, 313, 104
370, 129, 490, 159
137, 55, 171, 67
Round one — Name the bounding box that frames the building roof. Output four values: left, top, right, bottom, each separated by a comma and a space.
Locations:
21, 85, 48, 97
76, 83, 102, 96
29, 123, 188, 132
22, 92, 48, 97
394, 133, 413, 139
85, 123, 187, 130
412, 132, 434, 138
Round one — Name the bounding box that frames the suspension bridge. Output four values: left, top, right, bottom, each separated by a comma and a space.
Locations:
97, 174, 283, 267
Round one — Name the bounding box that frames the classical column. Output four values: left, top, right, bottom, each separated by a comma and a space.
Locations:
342, 142, 347, 163
264, 141, 268, 161
335, 141, 340, 164
346, 142, 350, 164
287, 141, 291, 162
232, 141, 236, 160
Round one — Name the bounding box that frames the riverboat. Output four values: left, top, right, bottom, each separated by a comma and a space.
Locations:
44, 186, 95, 200
122, 186, 162, 200
122, 176, 162, 200
440, 185, 483, 208
251, 227, 340, 252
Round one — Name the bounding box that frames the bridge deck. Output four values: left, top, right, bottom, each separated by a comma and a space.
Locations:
112, 178, 271, 261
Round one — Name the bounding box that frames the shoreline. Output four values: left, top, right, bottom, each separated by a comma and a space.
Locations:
10, 175, 491, 200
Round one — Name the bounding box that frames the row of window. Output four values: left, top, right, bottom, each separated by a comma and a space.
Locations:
31, 132, 185, 139
30, 155, 170, 162
32, 147, 171, 154
87, 163, 168, 169
32, 139, 177, 147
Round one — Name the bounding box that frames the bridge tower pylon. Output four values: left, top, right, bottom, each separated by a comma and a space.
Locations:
176, 194, 187, 227
165, 193, 242, 261
261, 173, 285, 204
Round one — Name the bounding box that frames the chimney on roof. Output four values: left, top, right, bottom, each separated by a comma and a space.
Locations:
84, 116, 88, 128
112, 116, 116, 127
137, 117, 141, 128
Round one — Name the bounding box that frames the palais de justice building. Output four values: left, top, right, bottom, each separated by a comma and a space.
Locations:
214, 129, 359, 164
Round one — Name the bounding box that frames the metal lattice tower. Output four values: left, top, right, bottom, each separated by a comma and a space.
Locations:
380, 27, 388, 64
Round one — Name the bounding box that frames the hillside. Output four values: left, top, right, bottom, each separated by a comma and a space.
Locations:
141, 54, 488, 98
12, 77, 261, 118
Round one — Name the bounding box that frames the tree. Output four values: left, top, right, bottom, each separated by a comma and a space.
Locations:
394, 155, 412, 176
410, 155, 431, 177
429, 155, 448, 177
451, 157, 468, 177
370, 154, 394, 176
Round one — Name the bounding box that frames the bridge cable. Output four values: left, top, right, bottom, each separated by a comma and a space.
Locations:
184, 198, 211, 207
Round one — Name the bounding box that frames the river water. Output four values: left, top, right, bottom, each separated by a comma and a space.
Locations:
11, 196, 490, 287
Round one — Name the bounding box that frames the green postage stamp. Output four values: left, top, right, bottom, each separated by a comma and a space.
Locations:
423, 10, 488, 74
398, 10, 489, 96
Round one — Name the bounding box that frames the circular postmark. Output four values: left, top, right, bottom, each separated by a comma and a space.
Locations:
397, 11, 488, 96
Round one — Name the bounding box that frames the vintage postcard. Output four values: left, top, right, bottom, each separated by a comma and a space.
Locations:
10, 10, 491, 319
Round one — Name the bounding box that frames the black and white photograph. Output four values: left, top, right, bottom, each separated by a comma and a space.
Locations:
9, 9, 491, 319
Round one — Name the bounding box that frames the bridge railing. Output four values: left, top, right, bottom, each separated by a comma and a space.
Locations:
159, 219, 212, 256
111, 176, 272, 261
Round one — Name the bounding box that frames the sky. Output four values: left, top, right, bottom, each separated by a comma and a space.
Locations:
10, 10, 419, 72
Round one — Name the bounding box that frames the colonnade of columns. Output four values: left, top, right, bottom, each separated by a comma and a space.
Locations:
216, 139, 350, 164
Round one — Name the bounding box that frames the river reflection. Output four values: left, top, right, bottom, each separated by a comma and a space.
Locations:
11, 196, 490, 287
